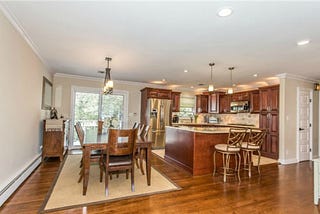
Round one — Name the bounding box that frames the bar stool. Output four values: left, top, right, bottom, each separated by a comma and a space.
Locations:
241, 128, 267, 177
213, 128, 247, 182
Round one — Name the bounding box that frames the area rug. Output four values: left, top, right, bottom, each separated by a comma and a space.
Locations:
41, 155, 180, 213
152, 149, 278, 166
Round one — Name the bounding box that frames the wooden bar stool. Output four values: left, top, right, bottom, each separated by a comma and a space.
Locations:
213, 128, 247, 182
241, 128, 267, 177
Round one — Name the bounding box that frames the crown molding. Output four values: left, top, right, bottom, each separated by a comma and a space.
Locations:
276, 73, 318, 83
0, 2, 52, 72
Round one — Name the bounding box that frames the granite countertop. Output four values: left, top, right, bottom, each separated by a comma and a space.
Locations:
172, 123, 257, 129
167, 126, 230, 134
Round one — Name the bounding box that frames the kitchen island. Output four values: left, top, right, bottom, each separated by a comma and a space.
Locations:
165, 126, 231, 176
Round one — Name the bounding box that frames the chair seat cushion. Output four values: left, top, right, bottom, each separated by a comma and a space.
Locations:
108, 155, 132, 166
241, 142, 260, 150
215, 144, 240, 152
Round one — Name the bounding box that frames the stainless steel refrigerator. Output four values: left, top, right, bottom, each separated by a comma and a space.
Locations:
146, 98, 171, 149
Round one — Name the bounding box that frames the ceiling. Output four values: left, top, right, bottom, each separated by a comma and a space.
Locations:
1, 1, 320, 92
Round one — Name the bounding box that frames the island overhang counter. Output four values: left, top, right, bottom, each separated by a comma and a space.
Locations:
165, 126, 231, 176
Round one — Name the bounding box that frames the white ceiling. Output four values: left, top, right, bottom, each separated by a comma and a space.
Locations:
2, 1, 320, 92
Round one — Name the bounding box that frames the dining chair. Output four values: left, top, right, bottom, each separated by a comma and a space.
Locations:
135, 124, 150, 175
102, 128, 138, 196
241, 128, 267, 177
74, 122, 103, 183
213, 128, 247, 182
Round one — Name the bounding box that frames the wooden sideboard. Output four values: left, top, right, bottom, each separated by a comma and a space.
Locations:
42, 119, 69, 161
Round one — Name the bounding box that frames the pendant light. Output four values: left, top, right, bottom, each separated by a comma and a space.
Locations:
227, 67, 235, 94
208, 62, 215, 92
103, 57, 113, 95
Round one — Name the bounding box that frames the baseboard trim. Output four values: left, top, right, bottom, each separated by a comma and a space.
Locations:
0, 154, 42, 207
278, 158, 298, 165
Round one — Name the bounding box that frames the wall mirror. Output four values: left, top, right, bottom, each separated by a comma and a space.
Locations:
41, 76, 52, 110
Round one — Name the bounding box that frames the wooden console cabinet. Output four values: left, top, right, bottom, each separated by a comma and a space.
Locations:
42, 119, 69, 161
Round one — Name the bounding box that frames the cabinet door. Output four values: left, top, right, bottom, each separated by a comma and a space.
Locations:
269, 86, 279, 112
219, 94, 230, 113
196, 95, 208, 113
209, 93, 219, 113
172, 92, 181, 112
259, 88, 269, 112
250, 90, 260, 113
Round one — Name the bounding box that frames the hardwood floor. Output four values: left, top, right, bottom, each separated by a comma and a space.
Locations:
1, 154, 319, 213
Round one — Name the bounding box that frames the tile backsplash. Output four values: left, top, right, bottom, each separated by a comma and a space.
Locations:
196, 113, 259, 127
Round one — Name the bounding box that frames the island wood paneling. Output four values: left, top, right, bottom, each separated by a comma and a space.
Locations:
165, 127, 229, 175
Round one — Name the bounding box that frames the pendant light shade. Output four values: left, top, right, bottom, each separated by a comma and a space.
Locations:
208, 62, 215, 92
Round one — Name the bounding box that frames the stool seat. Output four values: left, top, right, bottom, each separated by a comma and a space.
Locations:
215, 144, 240, 152
241, 142, 260, 150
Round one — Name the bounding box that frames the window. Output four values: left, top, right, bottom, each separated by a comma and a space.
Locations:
70, 86, 128, 147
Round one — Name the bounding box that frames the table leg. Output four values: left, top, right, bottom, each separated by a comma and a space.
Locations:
146, 146, 151, 186
83, 147, 91, 195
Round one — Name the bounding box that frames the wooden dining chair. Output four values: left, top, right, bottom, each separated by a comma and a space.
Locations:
102, 128, 137, 196
135, 124, 150, 175
74, 122, 103, 183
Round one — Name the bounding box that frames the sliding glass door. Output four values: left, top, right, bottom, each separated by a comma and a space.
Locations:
70, 86, 128, 148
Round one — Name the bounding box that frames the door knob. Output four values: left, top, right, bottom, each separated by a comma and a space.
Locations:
299, 128, 304, 131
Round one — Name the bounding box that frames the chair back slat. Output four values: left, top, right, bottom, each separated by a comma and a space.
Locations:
143, 125, 150, 138
248, 128, 267, 147
137, 124, 145, 136
227, 128, 247, 148
108, 128, 137, 156
75, 122, 84, 147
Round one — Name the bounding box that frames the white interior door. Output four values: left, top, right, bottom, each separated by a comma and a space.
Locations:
297, 87, 312, 161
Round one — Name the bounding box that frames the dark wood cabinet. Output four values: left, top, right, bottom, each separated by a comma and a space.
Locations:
140, 87, 172, 100
208, 93, 220, 113
171, 92, 181, 112
219, 94, 231, 113
231, 92, 250, 101
250, 90, 260, 113
42, 119, 69, 161
259, 85, 279, 159
196, 95, 208, 113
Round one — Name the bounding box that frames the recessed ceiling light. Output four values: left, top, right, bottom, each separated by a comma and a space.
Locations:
162, 78, 166, 82
253, 74, 258, 77
297, 40, 310, 46
190, 86, 194, 88
217, 8, 233, 17
184, 70, 188, 73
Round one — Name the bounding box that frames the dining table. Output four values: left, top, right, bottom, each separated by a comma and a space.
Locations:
82, 130, 152, 195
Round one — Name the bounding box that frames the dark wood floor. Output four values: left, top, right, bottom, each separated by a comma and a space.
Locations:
1, 154, 319, 214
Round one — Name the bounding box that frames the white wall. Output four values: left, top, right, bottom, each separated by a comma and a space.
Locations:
279, 75, 319, 164
0, 9, 52, 203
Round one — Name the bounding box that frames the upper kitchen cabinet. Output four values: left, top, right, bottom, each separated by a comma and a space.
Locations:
219, 94, 231, 113
260, 85, 279, 112
205, 92, 221, 113
171, 92, 181, 112
196, 94, 208, 113
141, 87, 172, 100
231, 92, 250, 102
250, 90, 260, 113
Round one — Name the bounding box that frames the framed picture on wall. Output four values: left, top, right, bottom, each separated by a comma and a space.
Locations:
41, 76, 52, 110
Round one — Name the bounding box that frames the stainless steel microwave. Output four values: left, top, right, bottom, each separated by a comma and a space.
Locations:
230, 101, 250, 113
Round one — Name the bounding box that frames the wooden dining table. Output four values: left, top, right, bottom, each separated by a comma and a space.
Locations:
82, 131, 152, 195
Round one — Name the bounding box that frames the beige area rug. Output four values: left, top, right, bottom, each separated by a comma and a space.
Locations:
41, 155, 179, 212
152, 149, 278, 166
152, 149, 165, 159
